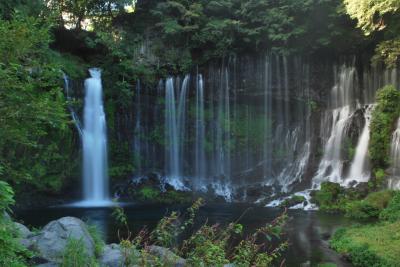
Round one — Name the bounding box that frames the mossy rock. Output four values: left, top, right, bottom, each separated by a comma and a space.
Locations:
279, 195, 306, 208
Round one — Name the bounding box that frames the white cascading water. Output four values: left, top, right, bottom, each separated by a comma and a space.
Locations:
345, 105, 373, 185
313, 65, 357, 186
195, 74, 206, 187
81, 68, 110, 206
133, 81, 142, 175
63, 73, 83, 136
389, 118, 400, 189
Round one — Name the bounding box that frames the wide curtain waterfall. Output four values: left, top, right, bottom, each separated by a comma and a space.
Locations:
131, 54, 312, 199
81, 68, 109, 205
60, 50, 400, 205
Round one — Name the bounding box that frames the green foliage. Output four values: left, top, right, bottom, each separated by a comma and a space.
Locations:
345, 190, 394, 219
369, 85, 400, 186
111, 199, 287, 266
137, 186, 160, 201
0, 15, 80, 193
87, 224, 105, 258
279, 195, 306, 208
61, 238, 98, 267
380, 191, 400, 222
344, 0, 400, 66
313, 182, 344, 211
0, 182, 31, 267
0, 181, 14, 213
330, 222, 400, 267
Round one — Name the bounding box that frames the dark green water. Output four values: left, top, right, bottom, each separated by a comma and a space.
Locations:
16, 203, 352, 266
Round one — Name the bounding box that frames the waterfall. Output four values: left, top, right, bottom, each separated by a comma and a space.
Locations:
165, 78, 180, 181
177, 75, 190, 173
346, 105, 373, 185
195, 74, 206, 187
313, 64, 357, 186
81, 68, 109, 206
63, 73, 83, 136
389, 118, 400, 189
133, 81, 142, 175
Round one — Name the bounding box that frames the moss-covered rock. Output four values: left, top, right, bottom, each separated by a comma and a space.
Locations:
279, 195, 306, 209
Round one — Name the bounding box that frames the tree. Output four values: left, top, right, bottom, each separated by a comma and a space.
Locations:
344, 0, 400, 67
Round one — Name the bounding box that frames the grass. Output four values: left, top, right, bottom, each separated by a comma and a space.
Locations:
87, 224, 105, 258
330, 221, 400, 266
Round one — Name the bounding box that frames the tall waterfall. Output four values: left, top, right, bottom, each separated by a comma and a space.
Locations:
313, 64, 359, 186
389, 118, 400, 189
195, 74, 206, 187
81, 68, 109, 206
133, 81, 142, 175
346, 105, 373, 185
165, 78, 180, 180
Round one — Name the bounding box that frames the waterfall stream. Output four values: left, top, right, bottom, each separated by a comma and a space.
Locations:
346, 105, 373, 185
389, 118, 400, 189
80, 68, 110, 206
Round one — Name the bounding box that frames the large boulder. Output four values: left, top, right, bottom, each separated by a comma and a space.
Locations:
14, 222, 32, 238
147, 245, 186, 267
100, 243, 140, 267
29, 217, 95, 262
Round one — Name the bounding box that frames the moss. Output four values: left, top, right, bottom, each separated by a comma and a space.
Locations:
312, 182, 345, 211
279, 195, 306, 208
330, 222, 400, 267
137, 186, 161, 201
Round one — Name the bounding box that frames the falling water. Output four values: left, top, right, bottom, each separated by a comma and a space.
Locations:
81, 68, 109, 206
195, 74, 206, 187
165, 78, 182, 187
389, 118, 400, 189
345, 105, 373, 185
313, 65, 357, 186
63, 73, 83, 136
133, 81, 142, 175
177, 75, 190, 171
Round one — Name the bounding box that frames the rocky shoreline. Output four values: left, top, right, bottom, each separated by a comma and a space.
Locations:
14, 216, 192, 267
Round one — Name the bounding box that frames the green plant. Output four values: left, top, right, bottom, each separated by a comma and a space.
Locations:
330, 222, 400, 267
344, 190, 394, 219
369, 85, 400, 187
313, 182, 344, 211
380, 191, 400, 222
137, 186, 160, 201
279, 195, 306, 208
87, 224, 105, 258
0, 181, 31, 267
61, 238, 97, 267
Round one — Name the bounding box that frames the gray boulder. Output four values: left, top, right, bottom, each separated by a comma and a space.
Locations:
29, 217, 95, 262
147, 246, 186, 267
100, 243, 141, 267
14, 222, 32, 238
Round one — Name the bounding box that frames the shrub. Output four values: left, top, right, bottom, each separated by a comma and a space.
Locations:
369, 85, 400, 185
113, 199, 288, 267
380, 191, 400, 222
0, 181, 31, 267
344, 190, 394, 219
137, 186, 160, 201
313, 182, 344, 211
